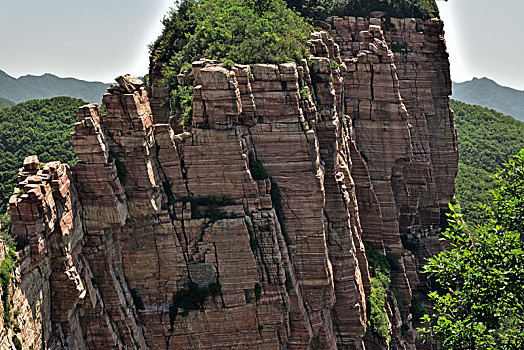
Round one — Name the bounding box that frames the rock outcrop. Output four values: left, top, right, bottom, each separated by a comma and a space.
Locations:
1, 16, 457, 350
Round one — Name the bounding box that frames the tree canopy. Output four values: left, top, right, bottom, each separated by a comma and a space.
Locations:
152, 0, 313, 119
285, 0, 439, 21
452, 99, 524, 226
0, 97, 84, 213
422, 150, 524, 349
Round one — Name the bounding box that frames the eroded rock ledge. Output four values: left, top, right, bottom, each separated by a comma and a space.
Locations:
2, 16, 457, 350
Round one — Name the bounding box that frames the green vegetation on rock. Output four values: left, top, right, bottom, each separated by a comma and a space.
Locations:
0, 247, 16, 325
452, 99, 524, 226
177, 195, 239, 222
365, 243, 392, 343
285, 0, 439, 21
151, 0, 313, 116
169, 281, 222, 326
422, 150, 524, 349
248, 152, 269, 181
0, 97, 84, 213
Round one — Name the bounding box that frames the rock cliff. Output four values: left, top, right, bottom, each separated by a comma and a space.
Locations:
1, 16, 457, 350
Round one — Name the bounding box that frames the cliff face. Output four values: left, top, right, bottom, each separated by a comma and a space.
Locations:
2, 16, 457, 350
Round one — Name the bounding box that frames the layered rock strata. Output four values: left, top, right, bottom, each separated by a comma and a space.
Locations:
2, 16, 457, 350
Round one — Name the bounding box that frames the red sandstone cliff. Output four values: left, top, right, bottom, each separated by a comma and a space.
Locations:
1, 16, 457, 350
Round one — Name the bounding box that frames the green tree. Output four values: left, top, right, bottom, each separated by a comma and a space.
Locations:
0, 97, 84, 213
151, 0, 312, 119
421, 150, 524, 349
452, 99, 524, 226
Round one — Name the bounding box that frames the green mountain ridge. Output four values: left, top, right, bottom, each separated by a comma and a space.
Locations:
452, 77, 524, 122
0, 70, 109, 104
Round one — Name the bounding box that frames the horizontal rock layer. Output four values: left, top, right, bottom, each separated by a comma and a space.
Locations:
3, 16, 456, 350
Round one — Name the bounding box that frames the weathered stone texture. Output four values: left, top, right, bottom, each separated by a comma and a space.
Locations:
2, 15, 456, 350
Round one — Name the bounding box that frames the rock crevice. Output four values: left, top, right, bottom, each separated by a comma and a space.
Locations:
2, 16, 457, 350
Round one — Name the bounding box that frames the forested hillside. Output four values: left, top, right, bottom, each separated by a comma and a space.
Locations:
452, 99, 524, 224
0, 97, 84, 213
0, 98, 14, 110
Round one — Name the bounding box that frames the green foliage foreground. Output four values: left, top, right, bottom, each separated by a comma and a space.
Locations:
422, 150, 524, 349
452, 99, 524, 226
0, 97, 84, 213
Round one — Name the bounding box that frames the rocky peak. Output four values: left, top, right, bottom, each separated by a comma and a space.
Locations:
1, 16, 457, 350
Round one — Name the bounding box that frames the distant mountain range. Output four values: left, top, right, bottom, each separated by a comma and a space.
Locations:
2, 70, 523, 123
452, 77, 524, 122
0, 70, 109, 104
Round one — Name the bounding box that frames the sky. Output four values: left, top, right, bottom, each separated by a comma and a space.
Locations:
437, 0, 524, 90
0, 0, 524, 89
0, 0, 173, 83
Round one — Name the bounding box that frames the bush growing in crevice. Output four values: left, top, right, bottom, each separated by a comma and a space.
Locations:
248, 152, 269, 181
1, 247, 16, 326
246, 218, 259, 251
254, 283, 262, 301
178, 195, 240, 222
285, 271, 294, 293
180, 195, 236, 207
270, 180, 290, 246
169, 281, 222, 328
176, 84, 194, 126
162, 181, 176, 205
364, 242, 392, 343
359, 150, 368, 163
152, 0, 313, 119
129, 288, 145, 310
409, 296, 427, 325
12, 335, 21, 350
299, 87, 311, 103
390, 42, 409, 54
115, 159, 127, 185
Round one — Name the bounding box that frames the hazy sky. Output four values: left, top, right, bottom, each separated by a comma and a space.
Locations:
1, 0, 523, 89
0, 0, 173, 83
438, 0, 524, 89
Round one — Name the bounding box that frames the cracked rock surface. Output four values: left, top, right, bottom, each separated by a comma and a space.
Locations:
1, 16, 457, 350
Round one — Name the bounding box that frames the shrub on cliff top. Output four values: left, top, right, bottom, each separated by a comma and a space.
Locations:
286, 0, 439, 20
151, 0, 312, 116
